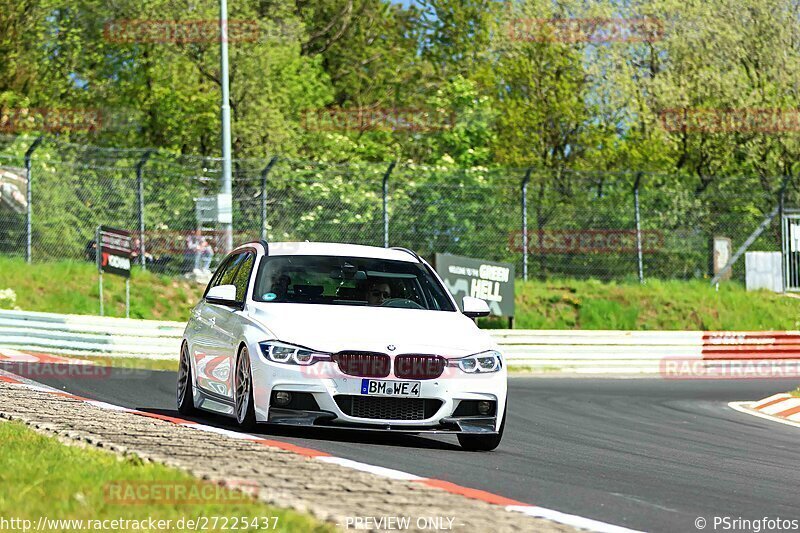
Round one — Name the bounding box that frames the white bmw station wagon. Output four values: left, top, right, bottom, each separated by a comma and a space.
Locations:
178, 241, 508, 451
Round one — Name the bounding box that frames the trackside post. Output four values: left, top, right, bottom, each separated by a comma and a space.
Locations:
135, 150, 154, 270
260, 156, 279, 241
521, 167, 532, 281
382, 161, 396, 247
23, 136, 43, 264
633, 172, 644, 284
96, 226, 103, 316
96, 226, 133, 317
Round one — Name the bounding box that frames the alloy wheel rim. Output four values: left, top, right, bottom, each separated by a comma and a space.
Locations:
177, 345, 189, 405
236, 349, 251, 423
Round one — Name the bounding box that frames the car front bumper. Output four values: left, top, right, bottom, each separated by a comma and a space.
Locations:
251, 358, 507, 434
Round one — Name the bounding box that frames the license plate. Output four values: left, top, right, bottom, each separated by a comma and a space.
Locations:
360, 379, 420, 397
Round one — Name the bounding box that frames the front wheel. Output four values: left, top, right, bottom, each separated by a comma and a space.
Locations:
177, 343, 196, 415
457, 404, 506, 452
234, 346, 257, 431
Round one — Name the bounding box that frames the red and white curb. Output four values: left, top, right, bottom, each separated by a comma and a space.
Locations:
0, 369, 640, 533
0, 347, 94, 365
729, 393, 800, 429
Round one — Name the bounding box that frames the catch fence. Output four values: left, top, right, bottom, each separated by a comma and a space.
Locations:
0, 135, 795, 283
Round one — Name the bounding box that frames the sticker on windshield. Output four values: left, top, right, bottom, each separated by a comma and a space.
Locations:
262, 292, 277, 301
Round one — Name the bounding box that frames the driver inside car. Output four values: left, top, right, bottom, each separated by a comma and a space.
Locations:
270, 274, 291, 300
366, 281, 391, 306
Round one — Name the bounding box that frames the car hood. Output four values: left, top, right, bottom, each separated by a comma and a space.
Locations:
247, 303, 495, 357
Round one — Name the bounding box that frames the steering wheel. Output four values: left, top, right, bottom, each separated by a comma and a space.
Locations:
380, 298, 425, 310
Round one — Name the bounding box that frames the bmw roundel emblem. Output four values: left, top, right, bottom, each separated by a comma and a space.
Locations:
387, 344, 396, 351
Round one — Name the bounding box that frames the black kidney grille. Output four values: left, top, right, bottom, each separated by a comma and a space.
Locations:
394, 354, 446, 380
332, 352, 391, 378
335, 395, 442, 420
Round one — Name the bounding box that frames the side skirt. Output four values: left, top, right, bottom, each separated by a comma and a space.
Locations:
196, 386, 236, 417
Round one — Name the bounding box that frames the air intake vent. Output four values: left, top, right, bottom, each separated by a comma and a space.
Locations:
335, 395, 442, 420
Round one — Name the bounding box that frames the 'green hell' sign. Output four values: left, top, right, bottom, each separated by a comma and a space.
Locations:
434, 253, 515, 318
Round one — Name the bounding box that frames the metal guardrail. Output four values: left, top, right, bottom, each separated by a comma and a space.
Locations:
0, 309, 183, 360
0, 309, 703, 369
2, 309, 797, 373
491, 329, 703, 373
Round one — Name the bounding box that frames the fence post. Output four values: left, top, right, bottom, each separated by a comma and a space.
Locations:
779, 175, 791, 292
382, 161, 396, 247
23, 136, 44, 264
135, 150, 154, 270
260, 156, 279, 241
633, 172, 644, 284
521, 167, 532, 280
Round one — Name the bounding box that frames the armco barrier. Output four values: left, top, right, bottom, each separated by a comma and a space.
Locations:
492, 329, 703, 373
1, 309, 798, 372
0, 309, 183, 360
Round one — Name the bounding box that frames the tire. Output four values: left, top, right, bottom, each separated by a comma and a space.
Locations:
457, 402, 506, 452
234, 346, 258, 431
177, 343, 196, 415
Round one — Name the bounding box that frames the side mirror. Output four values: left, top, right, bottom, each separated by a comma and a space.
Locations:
206, 284, 239, 307
462, 296, 490, 318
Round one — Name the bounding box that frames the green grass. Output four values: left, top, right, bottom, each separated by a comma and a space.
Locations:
71, 356, 178, 372
1, 257, 799, 330
790, 388, 800, 398
479, 278, 800, 330
0, 257, 203, 321
0, 420, 332, 532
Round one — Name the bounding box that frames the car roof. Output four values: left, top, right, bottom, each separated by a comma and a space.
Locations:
235, 241, 420, 263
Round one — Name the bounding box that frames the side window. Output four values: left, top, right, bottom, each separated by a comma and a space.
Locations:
204, 254, 236, 296
232, 253, 255, 302
219, 254, 245, 286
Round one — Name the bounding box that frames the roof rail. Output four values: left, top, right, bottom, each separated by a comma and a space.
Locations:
238, 240, 269, 255
390, 246, 422, 263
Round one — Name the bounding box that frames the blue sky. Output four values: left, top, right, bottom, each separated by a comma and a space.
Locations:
391, 0, 419, 8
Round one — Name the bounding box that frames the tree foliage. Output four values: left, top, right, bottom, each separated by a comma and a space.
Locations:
1, 0, 800, 279
1, 0, 798, 177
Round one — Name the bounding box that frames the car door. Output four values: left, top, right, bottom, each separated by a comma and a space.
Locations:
193, 252, 246, 397
188, 253, 235, 378
214, 251, 256, 397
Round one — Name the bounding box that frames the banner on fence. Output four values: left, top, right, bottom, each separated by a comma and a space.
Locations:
97, 226, 132, 278
434, 253, 515, 318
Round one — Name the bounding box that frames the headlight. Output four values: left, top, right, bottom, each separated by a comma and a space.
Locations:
449, 350, 503, 373
259, 341, 331, 366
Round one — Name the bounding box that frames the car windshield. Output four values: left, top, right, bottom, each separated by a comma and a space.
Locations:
252, 255, 456, 311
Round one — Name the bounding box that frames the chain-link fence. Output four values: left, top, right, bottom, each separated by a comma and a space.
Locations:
0, 134, 796, 283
